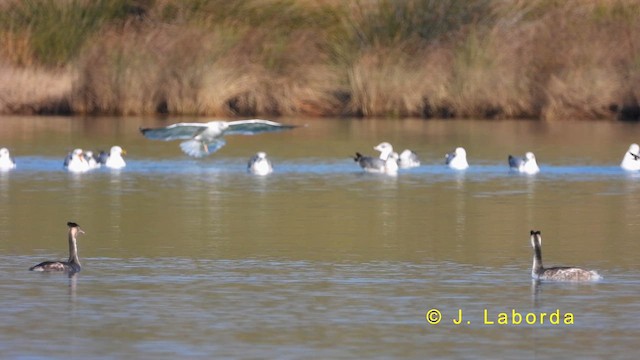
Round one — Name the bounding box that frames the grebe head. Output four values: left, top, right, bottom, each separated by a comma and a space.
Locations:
525, 152, 535, 160
456, 147, 467, 157
629, 143, 640, 153
67, 222, 85, 235
530, 230, 541, 248
256, 152, 267, 159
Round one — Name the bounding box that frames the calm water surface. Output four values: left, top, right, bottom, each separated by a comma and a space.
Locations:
1, 116, 640, 359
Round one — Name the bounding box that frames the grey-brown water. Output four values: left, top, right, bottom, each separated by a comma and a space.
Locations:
1, 116, 640, 359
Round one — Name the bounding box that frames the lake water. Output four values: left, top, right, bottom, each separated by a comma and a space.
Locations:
1, 116, 640, 359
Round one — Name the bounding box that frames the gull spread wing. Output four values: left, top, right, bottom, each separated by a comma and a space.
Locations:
225, 119, 296, 135
140, 123, 210, 141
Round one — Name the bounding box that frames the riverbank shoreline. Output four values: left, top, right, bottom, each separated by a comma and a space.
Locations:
1, 0, 639, 121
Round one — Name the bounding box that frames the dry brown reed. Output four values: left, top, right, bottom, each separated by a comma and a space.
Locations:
0, 0, 638, 120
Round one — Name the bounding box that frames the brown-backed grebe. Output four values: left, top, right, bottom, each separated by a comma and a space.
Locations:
530, 230, 601, 281
30, 222, 85, 274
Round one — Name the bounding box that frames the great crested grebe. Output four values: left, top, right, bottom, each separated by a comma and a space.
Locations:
248, 151, 273, 175
530, 230, 601, 281
445, 147, 469, 170
509, 152, 540, 174
30, 222, 85, 273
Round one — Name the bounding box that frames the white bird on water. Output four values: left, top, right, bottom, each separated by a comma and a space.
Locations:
374, 142, 420, 169
354, 151, 398, 175
398, 149, 420, 169
0, 148, 16, 170
140, 119, 297, 158
508, 152, 540, 174
620, 143, 640, 171
64, 149, 90, 173
98, 146, 127, 169
247, 152, 273, 175
445, 147, 469, 170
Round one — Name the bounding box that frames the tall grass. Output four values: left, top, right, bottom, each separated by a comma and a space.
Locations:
0, 0, 639, 120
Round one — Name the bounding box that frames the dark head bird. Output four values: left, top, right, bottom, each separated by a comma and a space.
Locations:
530, 230, 601, 281
30, 222, 85, 274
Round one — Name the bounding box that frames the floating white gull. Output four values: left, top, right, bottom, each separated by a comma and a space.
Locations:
374, 142, 394, 160
96, 146, 126, 169
508, 152, 540, 174
354, 151, 398, 175
248, 152, 273, 176
64, 149, 90, 173
530, 230, 601, 281
398, 149, 420, 169
140, 119, 297, 158
84, 151, 100, 169
0, 148, 16, 170
620, 143, 640, 171
445, 147, 469, 170
374, 142, 420, 169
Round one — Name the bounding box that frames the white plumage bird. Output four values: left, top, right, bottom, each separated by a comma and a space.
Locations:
0, 148, 16, 170
621, 143, 640, 171
64, 149, 90, 173
445, 147, 469, 170
508, 152, 540, 174
140, 119, 297, 158
100, 146, 126, 169
247, 152, 273, 175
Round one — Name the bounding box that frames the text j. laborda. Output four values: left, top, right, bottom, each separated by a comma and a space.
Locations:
425, 308, 574, 326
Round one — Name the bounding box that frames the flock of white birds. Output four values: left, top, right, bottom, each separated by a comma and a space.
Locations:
1, 119, 640, 177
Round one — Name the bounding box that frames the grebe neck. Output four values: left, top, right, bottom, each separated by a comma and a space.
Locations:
68, 229, 80, 266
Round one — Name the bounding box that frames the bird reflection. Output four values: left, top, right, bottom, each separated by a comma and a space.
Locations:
69, 272, 78, 302
531, 279, 542, 308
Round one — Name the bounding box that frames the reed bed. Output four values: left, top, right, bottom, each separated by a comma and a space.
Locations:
0, 0, 638, 120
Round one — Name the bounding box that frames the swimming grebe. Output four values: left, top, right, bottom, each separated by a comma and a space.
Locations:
248, 151, 273, 175
530, 230, 601, 281
445, 147, 469, 170
30, 222, 85, 273
509, 152, 540, 174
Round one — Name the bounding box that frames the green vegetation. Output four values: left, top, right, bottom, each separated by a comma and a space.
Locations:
0, 0, 638, 120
